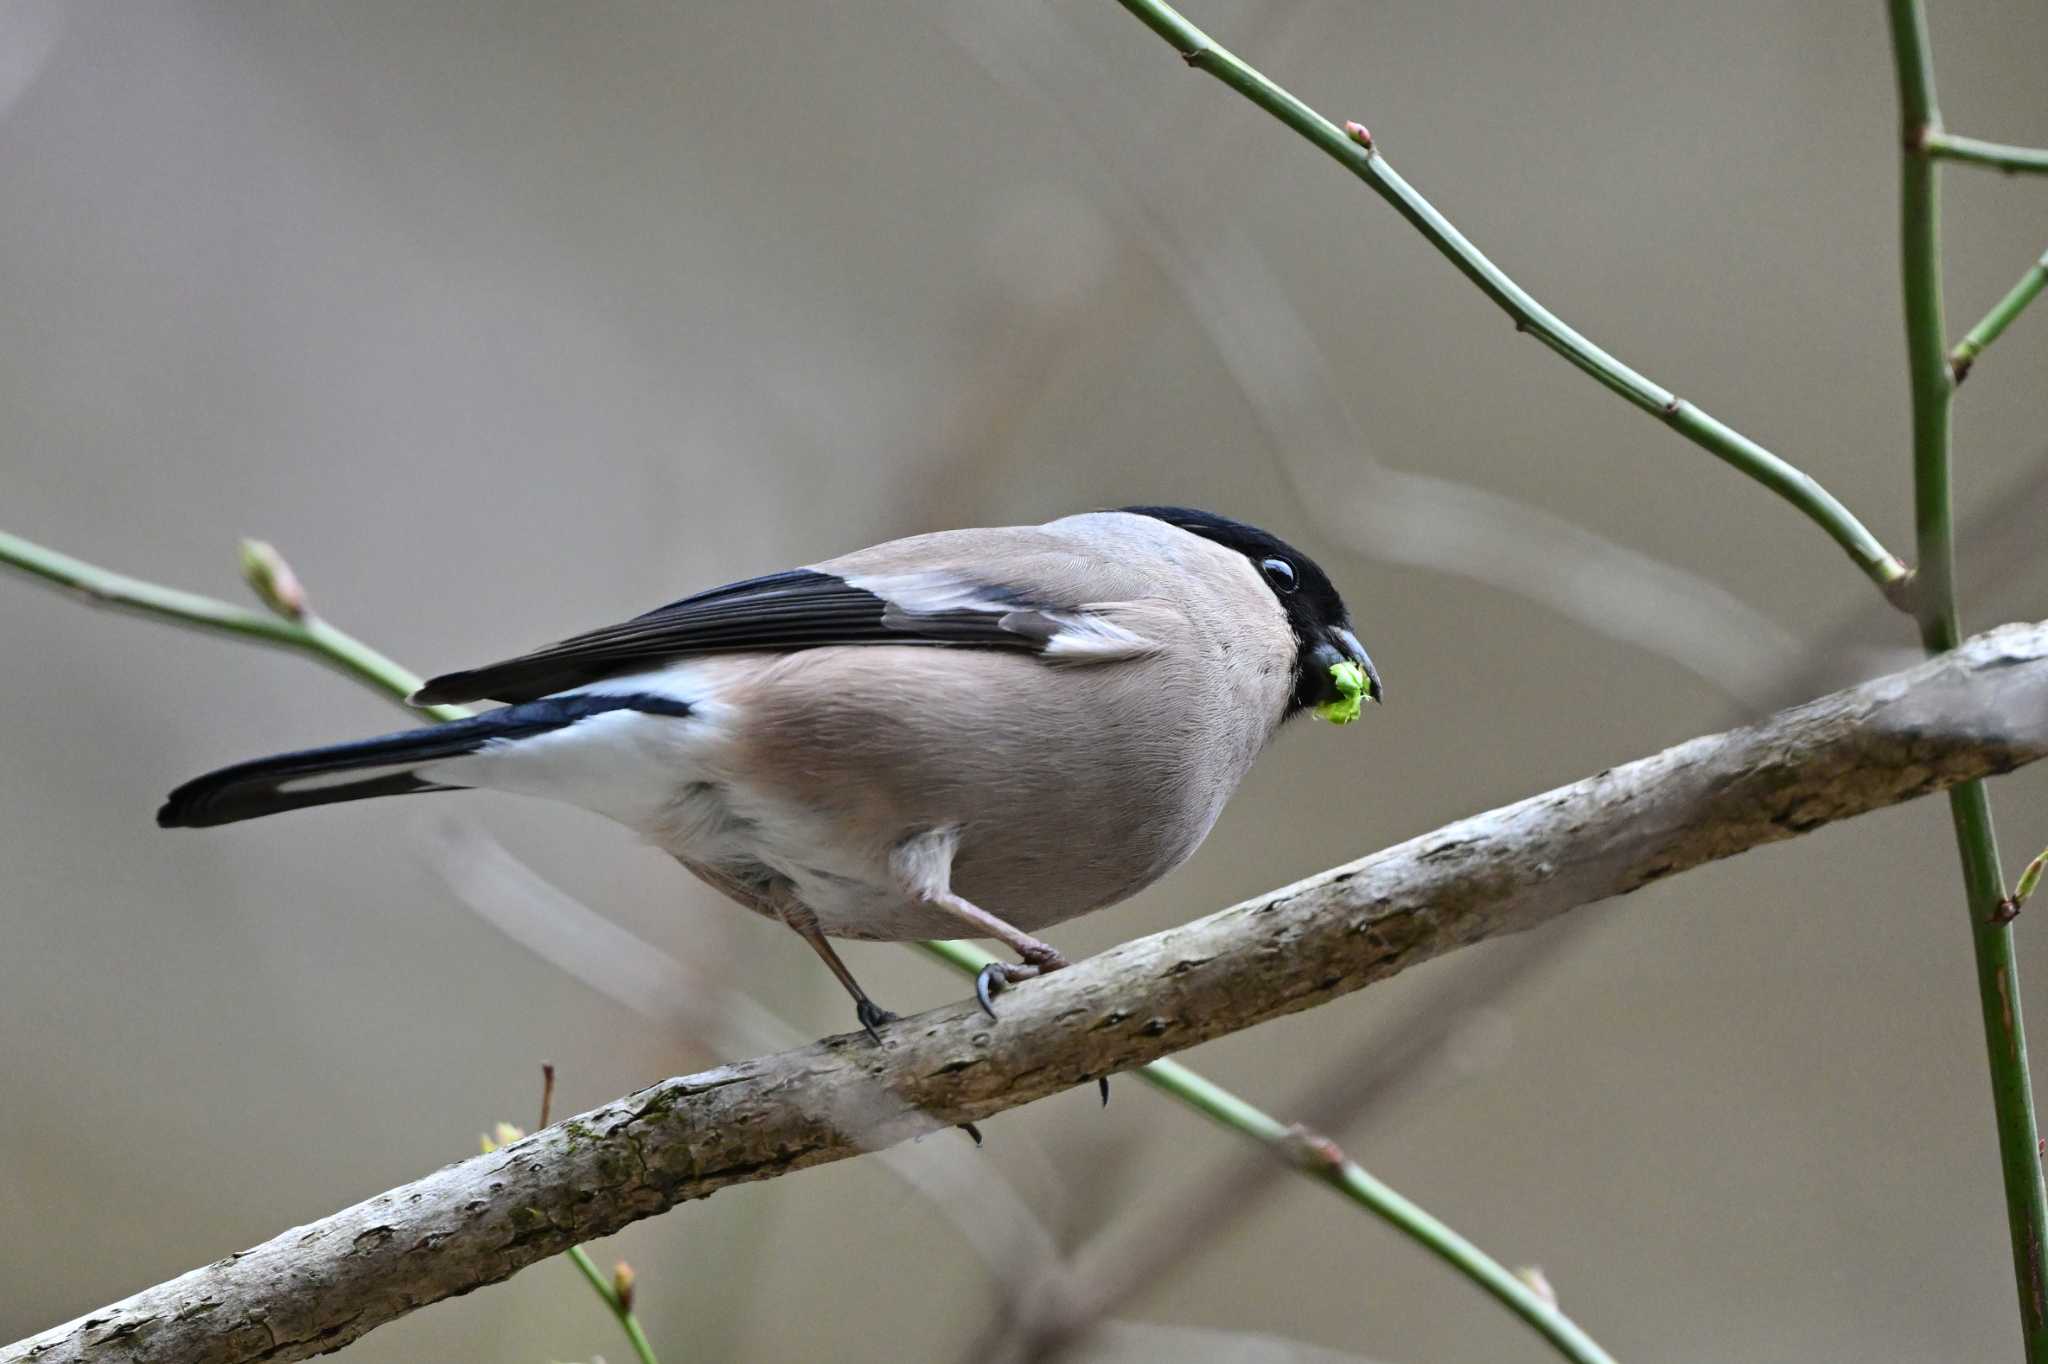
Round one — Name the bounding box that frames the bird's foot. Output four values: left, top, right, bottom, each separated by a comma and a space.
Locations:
972, 961, 1029, 1016
854, 997, 898, 1045
973, 943, 1071, 1019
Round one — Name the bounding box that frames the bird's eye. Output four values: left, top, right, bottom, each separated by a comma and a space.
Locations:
1260, 557, 1297, 592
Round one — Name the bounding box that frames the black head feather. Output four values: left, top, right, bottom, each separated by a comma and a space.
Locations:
1117, 505, 1377, 715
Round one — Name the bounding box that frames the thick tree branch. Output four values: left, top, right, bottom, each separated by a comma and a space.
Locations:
10, 619, 2048, 1364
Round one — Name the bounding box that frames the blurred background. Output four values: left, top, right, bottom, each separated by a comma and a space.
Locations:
4, 1, 2048, 1359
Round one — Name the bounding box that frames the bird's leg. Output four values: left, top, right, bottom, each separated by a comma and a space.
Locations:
918, 890, 1071, 1017
920, 890, 1108, 1102
778, 905, 897, 1044
788, 918, 986, 1142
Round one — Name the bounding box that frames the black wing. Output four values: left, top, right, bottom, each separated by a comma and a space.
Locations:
412, 568, 1058, 705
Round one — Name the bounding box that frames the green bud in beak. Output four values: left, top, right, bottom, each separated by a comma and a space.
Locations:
1315, 660, 1369, 725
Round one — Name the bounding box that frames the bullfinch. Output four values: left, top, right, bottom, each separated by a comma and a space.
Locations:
158, 506, 1380, 1039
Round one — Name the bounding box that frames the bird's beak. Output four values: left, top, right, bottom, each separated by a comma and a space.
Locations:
1308, 628, 1384, 705
1336, 627, 1383, 704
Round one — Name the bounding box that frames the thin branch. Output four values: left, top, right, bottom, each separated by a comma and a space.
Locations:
945, 0, 1801, 705
920, 943, 1614, 1364
1887, 0, 1956, 638
1952, 246, 2048, 383
10, 618, 2048, 1363
1926, 131, 2048, 176
1103, 0, 1910, 599
526, 1064, 659, 1364
1886, 3, 2048, 1355
0, 530, 470, 723
1759, 445, 2048, 715
974, 925, 1591, 1364
564, 1248, 658, 1364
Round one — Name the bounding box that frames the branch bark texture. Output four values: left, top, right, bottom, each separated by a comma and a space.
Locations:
12, 619, 2048, 1364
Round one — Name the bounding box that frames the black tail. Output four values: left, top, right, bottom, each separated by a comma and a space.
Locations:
156, 692, 692, 829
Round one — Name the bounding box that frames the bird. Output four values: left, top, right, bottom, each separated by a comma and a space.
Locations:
158, 506, 1380, 1047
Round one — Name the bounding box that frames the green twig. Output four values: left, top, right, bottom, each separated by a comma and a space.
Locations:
1, 531, 1617, 1364
1104, 0, 1909, 599
1951, 247, 2048, 383
1926, 132, 2048, 176
0, 530, 470, 723
487, 1071, 659, 1364
916, 940, 1618, 1364
1887, 3, 2048, 1355
565, 1246, 659, 1364
485, 1122, 659, 1362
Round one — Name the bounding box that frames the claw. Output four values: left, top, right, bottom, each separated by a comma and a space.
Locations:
972, 955, 1059, 1020
1099, 1076, 1110, 1107
855, 998, 897, 1045
958, 1121, 984, 1146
